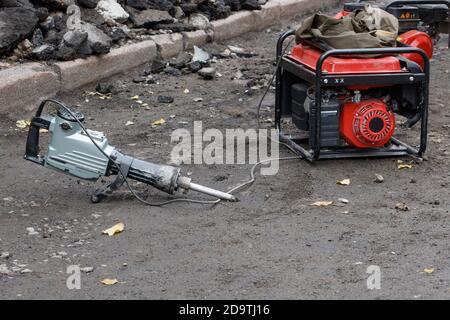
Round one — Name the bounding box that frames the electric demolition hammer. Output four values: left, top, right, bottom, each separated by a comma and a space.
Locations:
24, 100, 236, 204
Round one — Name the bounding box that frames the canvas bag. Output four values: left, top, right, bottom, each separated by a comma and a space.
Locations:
295, 5, 400, 49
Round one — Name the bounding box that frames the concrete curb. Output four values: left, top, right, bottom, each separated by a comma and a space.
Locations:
0, 63, 59, 114
0, 0, 339, 116
56, 40, 158, 92
212, 11, 257, 42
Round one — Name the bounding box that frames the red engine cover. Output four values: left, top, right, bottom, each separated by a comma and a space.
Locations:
398, 30, 434, 68
340, 99, 395, 148
288, 31, 433, 78
289, 44, 403, 74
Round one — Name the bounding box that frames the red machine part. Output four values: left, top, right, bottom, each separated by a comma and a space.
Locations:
340, 99, 396, 148
398, 30, 434, 68
289, 44, 403, 74
334, 9, 351, 19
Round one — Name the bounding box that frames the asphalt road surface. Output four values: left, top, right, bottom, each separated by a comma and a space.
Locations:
1, 9, 450, 299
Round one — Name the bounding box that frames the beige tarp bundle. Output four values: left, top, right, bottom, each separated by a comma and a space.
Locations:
296, 5, 400, 49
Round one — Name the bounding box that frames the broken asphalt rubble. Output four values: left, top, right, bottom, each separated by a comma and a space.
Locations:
0, 0, 266, 61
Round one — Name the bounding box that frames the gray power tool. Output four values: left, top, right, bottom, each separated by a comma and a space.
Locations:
24, 100, 236, 203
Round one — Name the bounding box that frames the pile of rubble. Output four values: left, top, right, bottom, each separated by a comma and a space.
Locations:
0, 0, 265, 62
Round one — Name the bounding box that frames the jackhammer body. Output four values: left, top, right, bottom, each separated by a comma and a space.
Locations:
24, 101, 236, 203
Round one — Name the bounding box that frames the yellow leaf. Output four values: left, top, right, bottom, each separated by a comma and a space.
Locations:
423, 268, 434, 274
16, 120, 31, 129
311, 201, 333, 207
398, 164, 413, 169
102, 222, 125, 236
130, 95, 139, 100
337, 179, 350, 186
152, 118, 166, 126
101, 278, 118, 285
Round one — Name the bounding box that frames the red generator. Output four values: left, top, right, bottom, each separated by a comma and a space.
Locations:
275, 0, 450, 161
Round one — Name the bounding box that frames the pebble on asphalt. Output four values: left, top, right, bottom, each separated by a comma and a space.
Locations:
374, 174, 384, 183
80, 266, 94, 273
96, 82, 115, 94
157, 95, 174, 103
26, 227, 38, 236
198, 67, 216, 80
192, 45, 210, 64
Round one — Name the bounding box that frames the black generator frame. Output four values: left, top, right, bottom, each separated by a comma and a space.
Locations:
275, 29, 431, 162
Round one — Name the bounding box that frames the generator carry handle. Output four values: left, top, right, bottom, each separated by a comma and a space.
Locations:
313, 46, 430, 159
385, 0, 450, 47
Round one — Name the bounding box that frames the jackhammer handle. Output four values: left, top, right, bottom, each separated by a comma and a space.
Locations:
24, 100, 53, 164
25, 125, 40, 158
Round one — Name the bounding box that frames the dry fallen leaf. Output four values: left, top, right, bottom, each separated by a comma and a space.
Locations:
152, 118, 166, 126
337, 179, 350, 186
101, 278, 118, 285
16, 120, 31, 129
102, 222, 125, 236
311, 201, 333, 207
423, 267, 434, 274
398, 164, 413, 169
130, 95, 139, 100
